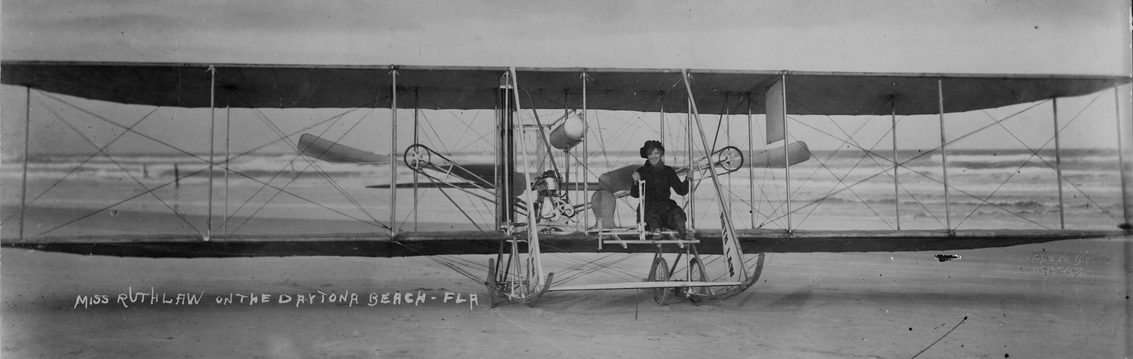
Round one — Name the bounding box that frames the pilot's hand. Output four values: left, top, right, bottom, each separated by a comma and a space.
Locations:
631, 172, 641, 182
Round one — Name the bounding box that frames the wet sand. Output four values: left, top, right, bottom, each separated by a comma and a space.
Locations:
3, 235, 1128, 358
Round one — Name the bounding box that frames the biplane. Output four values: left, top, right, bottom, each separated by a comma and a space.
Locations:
1, 61, 1130, 306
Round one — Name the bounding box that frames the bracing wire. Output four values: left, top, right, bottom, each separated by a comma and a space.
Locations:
788, 117, 945, 227
956, 92, 1114, 227
225, 102, 387, 233
788, 117, 897, 229
230, 104, 383, 229
764, 100, 1053, 227
0, 95, 164, 226
32, 96, 202, 234
27, 90, 366, 199
419, 174, 486, 232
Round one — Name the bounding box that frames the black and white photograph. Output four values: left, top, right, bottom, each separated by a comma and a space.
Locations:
2, 1, 1131, 357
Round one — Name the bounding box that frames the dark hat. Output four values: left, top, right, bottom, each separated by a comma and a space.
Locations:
640, 140, 664, 158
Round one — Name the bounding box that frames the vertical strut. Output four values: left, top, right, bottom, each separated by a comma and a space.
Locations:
390, 68, 399, 234
503, 74, 515, 228
413, 88, 420, 231
582, 72, 589, 231
748, 93, 755, 228
726, 102, 733, 217
495, 75, 505, 228
494, 84, 500, 228
206, 66, 216, 241
1052, 98, 1065, 229
659, 94, 665, 151
891, 98, 901, 230
562, 93, 571, 223
780, 75, 792, 232
687, 99, 695, 230
1115, 85, 1132, 230
20, 86, 30, 240
937, 79, 953, 233
495, 72, 518, 229
224, 105, 230, 234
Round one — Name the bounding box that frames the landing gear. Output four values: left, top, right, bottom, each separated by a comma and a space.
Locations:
682, 258, 709, 301
485, 238, 554, 308
647, 256, 670, 306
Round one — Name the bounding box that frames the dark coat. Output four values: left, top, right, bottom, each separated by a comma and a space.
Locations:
629, 161, 689, 209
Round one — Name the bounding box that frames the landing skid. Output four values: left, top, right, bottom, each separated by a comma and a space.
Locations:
542, 241, 765, 306
680, 252, 765, 303
649, 246, 765, 305
485, 257, 554, 308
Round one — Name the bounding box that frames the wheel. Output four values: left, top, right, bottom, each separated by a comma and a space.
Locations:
403, 144, 431, 168
683, 258, 709, 299
715, 146, 743, 173
648, 257, 670, 305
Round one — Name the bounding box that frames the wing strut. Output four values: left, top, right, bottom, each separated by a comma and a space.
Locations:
486, 68, 553, 306
206, 66, 215, 241
389, 68, 399, 235
682, 69, 749, 282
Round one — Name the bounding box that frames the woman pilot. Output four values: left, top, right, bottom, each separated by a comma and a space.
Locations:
630, 140, 692, 240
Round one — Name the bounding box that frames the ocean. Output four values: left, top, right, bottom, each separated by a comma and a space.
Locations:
1, 148, 1126, 237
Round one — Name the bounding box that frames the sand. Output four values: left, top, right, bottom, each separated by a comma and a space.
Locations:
3, 235, 1129, 358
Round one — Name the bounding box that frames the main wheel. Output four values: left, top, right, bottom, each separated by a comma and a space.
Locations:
649, 257, 670, 305
683, 258, 710, 300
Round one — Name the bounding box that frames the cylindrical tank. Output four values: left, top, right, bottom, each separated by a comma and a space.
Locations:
549, 115, 587, 150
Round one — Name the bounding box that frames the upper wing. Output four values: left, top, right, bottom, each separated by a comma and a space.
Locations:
2, 61, 1126, 115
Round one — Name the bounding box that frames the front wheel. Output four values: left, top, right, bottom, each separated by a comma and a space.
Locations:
648, 257, 670, 305
682, 258, 710, 301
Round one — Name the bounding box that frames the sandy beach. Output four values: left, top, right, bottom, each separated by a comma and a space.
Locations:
3, 235, 1128, 358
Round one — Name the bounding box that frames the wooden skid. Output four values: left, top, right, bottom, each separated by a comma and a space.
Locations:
549, 281, 743, 292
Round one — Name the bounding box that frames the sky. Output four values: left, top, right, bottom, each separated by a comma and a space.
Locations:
3, 0, 1130, 73
1, 0, 1131, 156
